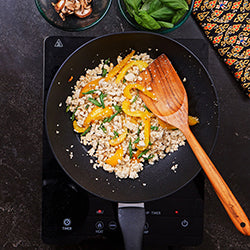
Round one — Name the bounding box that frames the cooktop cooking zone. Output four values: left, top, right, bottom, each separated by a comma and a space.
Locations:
42, 36, 207, 247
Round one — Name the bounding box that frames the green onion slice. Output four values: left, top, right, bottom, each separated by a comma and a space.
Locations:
129, 139, 133, 159
88, 97, 102, 107
81, 89, 99, 95
131, 93, 139, 104
99, 92, 105, 108
138, 149, 150, 159
143, 154, 154, 161
113, 131, 119, 139
151, 126, 159, 131
81, 125, 92, 136
134, 137, 140, 144
143, 104, 152, 113
71, 106, 79, 120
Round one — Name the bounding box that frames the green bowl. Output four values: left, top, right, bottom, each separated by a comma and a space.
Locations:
118, 0, 194, 34
35, 0, 112, 31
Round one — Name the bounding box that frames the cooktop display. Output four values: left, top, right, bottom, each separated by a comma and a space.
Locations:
42, 36, 207, 248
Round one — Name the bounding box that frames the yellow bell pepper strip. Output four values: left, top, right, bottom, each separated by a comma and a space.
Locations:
122, 99, 145, 118
105, 50, 135, 81
136, 115, 151, 151
188, 116, 199, 126
105, 147, 123, 167
73, 120, 87, 133
129, 117, 138, 124
84, 106, 113, 126
109, 130, 128, 146
124, 83, 156, 100
79, 77, 102, 98
115, 61, 149, 83
158, 116, 199, 130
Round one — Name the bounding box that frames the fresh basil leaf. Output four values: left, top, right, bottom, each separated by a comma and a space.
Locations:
133, 10, 144, 26
150, 7, 175, 21
138, 10, 161, 30
140, 0, 152, 12
125, 3, 135, 17
148, 0, 163, 14
124, 0, 142, 11
172, 8, 187, 24
160, 0, 189, 11
157, 20, 174, 28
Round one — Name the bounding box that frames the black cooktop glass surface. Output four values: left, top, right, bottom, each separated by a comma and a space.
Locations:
42, 36, 207, 248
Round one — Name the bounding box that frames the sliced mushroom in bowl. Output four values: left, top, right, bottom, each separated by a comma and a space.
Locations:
52, 0, 93, 21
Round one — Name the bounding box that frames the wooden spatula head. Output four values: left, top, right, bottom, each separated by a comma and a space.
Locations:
138, 54, 189, 129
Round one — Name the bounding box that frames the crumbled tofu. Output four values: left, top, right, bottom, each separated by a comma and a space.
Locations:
65, 51, 188, 179
125, 72, 135, 82
171, 164, 178, 173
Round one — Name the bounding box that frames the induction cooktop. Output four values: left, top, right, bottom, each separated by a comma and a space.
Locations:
42, 36, 207, 249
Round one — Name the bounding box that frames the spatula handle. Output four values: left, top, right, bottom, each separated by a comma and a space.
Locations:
183, 126, 250, 236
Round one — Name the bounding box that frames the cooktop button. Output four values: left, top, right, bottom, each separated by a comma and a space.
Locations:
108, 221, 117, 230
95, 221, 104, 230
63, 218, 71, 226
181, 219, 189, 228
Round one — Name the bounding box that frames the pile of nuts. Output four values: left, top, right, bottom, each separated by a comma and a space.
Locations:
52, 0, 92, 21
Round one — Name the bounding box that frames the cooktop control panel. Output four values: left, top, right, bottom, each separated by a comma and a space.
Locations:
42, 160, 204, 246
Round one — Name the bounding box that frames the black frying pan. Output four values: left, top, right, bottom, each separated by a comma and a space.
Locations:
46, 32, 219, 249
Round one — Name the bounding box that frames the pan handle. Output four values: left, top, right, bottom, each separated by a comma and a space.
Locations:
118, 203, 145, 250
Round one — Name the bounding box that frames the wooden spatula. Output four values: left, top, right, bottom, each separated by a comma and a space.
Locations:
138, 54, 250, 236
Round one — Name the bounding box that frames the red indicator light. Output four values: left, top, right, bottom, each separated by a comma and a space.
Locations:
174, 210, 179, 214
96, 209, 104, 214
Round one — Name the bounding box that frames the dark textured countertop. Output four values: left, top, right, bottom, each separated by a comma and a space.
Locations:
0, 1, 249, 249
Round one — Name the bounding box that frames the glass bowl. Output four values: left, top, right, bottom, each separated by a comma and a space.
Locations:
118, 0, 194, 34
35, 0, 112, 31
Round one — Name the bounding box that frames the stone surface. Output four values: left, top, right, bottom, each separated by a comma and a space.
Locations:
0, 1, 249, 249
